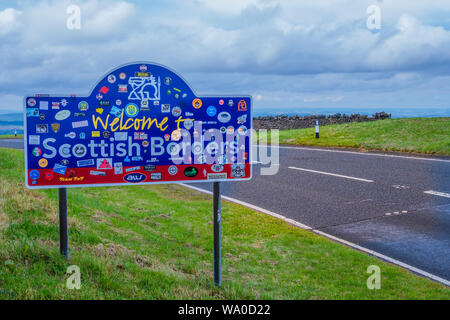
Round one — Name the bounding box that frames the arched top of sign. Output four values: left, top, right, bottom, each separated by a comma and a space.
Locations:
23, 61, 252, 189
89, 62, 196, 103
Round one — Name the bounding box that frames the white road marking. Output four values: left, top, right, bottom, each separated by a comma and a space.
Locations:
288, 166, 374, 183
180, 183, 450, 287
180, 183, 311, 230
254, 144, 450, 163
424, 190, 450, 199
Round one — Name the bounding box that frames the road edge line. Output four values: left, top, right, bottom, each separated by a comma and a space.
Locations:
180, 183, 450, 287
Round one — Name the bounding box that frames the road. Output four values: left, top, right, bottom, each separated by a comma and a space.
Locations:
2, 138, 449, 284
188, 145, 450, 285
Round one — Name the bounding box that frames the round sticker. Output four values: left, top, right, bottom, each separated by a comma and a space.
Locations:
29, 170, 40, 180
228, 99, 234, 107
116, 99, 122, 106
119, 72, 126, 80
172, 106, 182, 117
183, 119, 194, 130
61, 99, 68, 107
125, 103, 139, 118
27, 98, 36, 107
55, 110, 71, 121
164, 77, 172, 85
168, 165, 178, 175
238, 125, 248, 135
206, 106, 217, 117
32, 147, 42, 157
108, 74, 116, 83
171, 130, 182, 141
219, 99, 224, 106
28, 98, 36, 107
192, 98, 202, 109
78, 101, 89, 111
38, 158, 48, 168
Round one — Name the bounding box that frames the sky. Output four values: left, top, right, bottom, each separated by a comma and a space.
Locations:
1, 0, 450, 114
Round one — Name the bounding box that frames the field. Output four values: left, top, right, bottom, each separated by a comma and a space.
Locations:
264, 118, 450, 155
0, 148, 448, 299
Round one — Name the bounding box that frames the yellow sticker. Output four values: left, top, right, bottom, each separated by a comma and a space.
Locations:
92, 131, 100, 137
38, 158, 48, 168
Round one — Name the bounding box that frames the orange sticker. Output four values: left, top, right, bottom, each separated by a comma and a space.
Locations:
238, 100, 247, 111
192, 98, 202, 109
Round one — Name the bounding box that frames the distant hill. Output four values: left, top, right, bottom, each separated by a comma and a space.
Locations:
0, 113, 23, 135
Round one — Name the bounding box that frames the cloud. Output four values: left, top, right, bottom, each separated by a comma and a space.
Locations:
0, 8, 21, 37
1, 0, 450, 112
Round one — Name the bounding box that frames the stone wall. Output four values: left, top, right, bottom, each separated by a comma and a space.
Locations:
253, 112, 391, 130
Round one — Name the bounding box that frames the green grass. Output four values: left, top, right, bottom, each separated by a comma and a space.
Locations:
260, 118, 450, 155
0, 148, 448, 299
0, 135, 23, 139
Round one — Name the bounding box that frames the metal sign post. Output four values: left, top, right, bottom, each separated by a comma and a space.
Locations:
58, 188, 69, 260
213, 182, 221, 287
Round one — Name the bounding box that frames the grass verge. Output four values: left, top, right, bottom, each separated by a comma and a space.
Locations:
259, 118, 450, 155
0, 148, 448, 299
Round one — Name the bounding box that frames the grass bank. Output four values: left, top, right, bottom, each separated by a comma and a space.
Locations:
0, 135, 23, 139
261, 118, 450, 155
0, 148, 448, 299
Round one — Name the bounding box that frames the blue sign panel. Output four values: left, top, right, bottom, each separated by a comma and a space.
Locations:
24, 62, 252, 188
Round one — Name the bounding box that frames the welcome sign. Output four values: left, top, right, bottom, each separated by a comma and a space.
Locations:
24, 62, 252, 189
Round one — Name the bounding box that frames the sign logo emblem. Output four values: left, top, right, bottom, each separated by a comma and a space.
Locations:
124, 173, 147, 183
125, 103, 139, 118
128, 75, 161, 101
78, 101, 89, 111
184, 167, 199, 178
51, 123, 60, 133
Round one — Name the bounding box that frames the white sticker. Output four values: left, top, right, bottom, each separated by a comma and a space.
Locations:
207, 173, 227, 180
55, 110, 71, 121
114, 132, 128, 141
28, 135, 40, 145
114, 162, 123, 174
39, 101, 49, 110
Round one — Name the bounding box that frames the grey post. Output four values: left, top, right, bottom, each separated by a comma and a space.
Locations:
213, 182, 221, 287
58, 188, 69, 260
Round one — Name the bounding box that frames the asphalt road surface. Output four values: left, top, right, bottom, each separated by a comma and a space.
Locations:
2, 139, 449, 284
190, 145, 450, 284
